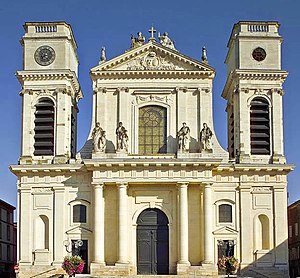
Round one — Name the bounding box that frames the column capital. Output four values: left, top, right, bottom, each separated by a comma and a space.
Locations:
116, 181, 128, 188
177, 181, 189, 188
91, 182, 104, 189
202, 181, 213, 188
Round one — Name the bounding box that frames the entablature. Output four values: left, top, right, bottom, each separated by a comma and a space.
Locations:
16, 69, 83, 99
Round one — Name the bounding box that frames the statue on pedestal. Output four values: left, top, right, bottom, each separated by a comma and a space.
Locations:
177, 122, 190, 151
92, 122, 106, 152
200, 123, 213, 151
116, 122, 128, 152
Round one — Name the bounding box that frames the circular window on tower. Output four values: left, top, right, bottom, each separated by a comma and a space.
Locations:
252, 47, 267, 62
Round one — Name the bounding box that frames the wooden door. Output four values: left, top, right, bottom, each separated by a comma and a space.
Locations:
137, 208, 169, 274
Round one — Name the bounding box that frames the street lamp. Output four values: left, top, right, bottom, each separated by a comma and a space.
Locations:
63, 239, 83, 255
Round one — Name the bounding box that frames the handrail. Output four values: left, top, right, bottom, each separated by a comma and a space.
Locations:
29, 267, 56, 278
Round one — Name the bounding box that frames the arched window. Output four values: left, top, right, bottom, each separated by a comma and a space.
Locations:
34, 98, 55, 156
73, 204, 87, 223
138, 105, 167, 154
34, 215, 49, 249
250, 97, 270, 155
219, 204, 232, 223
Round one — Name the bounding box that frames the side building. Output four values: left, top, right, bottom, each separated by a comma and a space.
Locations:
10, 21, 293, 278
0, 199, 16, 278
288, 200, 300, 278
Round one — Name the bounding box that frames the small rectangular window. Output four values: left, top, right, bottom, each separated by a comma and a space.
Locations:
73, 204, 87, 223
7, 245, 10, 261
295, 223, 298, 237
219, 204, 232, 223
7, 225, 10, 241
6, 211, 10, 223
289, 225, 293, 237
0, 243, 2, 260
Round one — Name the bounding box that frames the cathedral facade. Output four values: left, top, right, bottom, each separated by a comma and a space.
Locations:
11, 21, 293, 277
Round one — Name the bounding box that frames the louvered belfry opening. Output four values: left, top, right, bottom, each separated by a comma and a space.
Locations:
250, 97, 270, 155
70, 107, 76, 158
34, 98, 55, 156
228, 105, 235, 158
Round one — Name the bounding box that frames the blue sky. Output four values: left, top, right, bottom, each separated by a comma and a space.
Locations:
0, 0, 299, 207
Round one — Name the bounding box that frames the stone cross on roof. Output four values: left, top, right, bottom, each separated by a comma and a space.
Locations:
148, 26, 156, 41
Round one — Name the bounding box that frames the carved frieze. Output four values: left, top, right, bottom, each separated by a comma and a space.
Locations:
251, 187, 271, 193
32, 187, 53, 194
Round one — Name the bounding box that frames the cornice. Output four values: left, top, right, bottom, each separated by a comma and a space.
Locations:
233, 69, 288, 81
84, 158, 222, 169
222, 69, 288, 99
215, 163, 294, 173
10, 164, 85, 175
91, 70, 215, 80
16, 70, 83, 99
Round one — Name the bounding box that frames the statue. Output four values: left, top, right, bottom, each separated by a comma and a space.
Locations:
158, 32, 176, 50
177, 122, 190, 151
116, 122, 128, 152
202, 46, 207, 63
92, 122, 106, 152
131, 32, 145, 48
200, 123, 213, 151
100, 46, 106, 62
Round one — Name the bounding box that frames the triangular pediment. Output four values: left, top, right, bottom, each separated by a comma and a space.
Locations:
91, 41, 215, 74
213, 226, 238, 235
66, 226, 92, 235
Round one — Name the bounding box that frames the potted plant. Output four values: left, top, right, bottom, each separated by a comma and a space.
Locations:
217, 256, 239, 277
62, 255, 85, 277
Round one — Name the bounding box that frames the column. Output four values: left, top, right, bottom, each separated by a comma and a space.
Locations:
178, 182, 190, 264
93, 183, 105, 264
203, 182, 213, 264
117, 182, 129, 264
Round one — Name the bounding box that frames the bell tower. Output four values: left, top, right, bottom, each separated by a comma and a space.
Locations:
17, 22, 83, 164
222, 21, 287, 164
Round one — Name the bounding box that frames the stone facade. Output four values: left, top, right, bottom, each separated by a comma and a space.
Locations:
288, 200, 300, 278
0, 199, 16, 278
10, 21, 293, 277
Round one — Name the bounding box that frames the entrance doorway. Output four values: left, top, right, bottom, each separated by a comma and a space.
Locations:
137, 208, 169, 274
72, 240, 88, 274
217, 240, 234, 258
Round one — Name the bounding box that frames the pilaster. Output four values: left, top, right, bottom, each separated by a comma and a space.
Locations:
53, 187, 65, 265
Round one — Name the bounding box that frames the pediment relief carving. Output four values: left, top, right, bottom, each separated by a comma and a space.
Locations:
126, 51, 186, 71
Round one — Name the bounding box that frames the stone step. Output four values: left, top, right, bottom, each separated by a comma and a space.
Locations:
73, 275, 254, 278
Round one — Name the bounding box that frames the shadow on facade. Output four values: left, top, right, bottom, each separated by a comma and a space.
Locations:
235, 240, 289, 277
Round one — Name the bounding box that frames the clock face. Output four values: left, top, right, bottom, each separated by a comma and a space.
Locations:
34, 46, 55, 66
252, 47, 266, 62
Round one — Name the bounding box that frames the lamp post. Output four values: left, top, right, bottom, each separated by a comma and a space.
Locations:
63, 239, 83, 255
